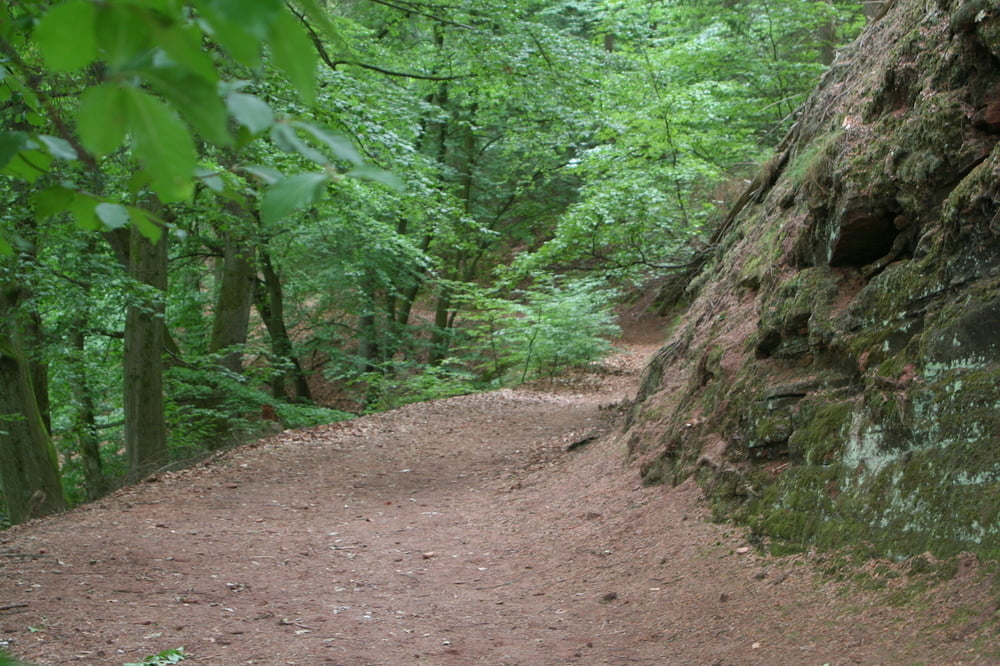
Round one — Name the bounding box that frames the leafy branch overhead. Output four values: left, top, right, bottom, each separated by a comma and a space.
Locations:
0, 0, 395, 248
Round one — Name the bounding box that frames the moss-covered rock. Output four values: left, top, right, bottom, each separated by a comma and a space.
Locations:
626, 0, 1000, 560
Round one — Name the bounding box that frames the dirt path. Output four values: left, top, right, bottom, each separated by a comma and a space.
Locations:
1, 331, 998, 665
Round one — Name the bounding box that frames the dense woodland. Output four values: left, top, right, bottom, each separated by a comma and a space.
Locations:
0, 0, 871, 523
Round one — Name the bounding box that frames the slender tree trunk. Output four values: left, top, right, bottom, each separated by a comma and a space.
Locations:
124, 227, 168, 480
357, 312, 380, 372
428, 289, 452, 365
65, 236, 109, 499
816, 0, 836, 65
356, 269, 387, 373
429, 105, 478, 365
190, 220, 259, 447
255, 249, 312, 402
0, 284, 65, 523
395, 283, 420, 327
69, 323, 108, 500
389, 227, 433, 339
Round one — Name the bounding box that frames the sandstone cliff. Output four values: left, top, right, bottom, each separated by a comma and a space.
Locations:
627, 0, 1000, 558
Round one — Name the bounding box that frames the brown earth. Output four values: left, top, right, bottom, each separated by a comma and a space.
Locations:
1, 320, 998, 665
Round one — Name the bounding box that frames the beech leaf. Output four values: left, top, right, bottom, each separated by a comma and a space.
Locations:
261, 172, 329, 225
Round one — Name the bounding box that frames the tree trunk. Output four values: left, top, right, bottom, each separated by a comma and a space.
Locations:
188, 222, 259, 447
124, 227, 169, 480
255, 249, 312, 402
0, 284, 66, 524
428, 288, 452, 365
24, 308, 50, 435
69, 323, 109, 500
65, 236, 109, 499
208, 229, 256, 374
357, 272, 385, 374
427, 104, 477, 365
105, 226, 184, 365
816, 0, 836, 65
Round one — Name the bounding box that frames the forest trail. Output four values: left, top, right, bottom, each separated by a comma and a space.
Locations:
1, 323, 998, 666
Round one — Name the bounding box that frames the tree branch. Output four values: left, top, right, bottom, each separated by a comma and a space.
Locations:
330, 59, 466, 82
0, 37, 99, 172
362, 0, 476, 30
287, 3, 467, 81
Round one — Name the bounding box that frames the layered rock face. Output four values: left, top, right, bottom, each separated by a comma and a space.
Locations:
627, 0, 1000, 557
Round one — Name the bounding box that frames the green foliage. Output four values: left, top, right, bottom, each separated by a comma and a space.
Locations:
356, 360, 479, 413
0, 649, 28, 665
163, 348, 269, 450
516, 0, 867, 281
261, 172, 330, 225
124, 647, 186, 666
0, 0, 378, 244
274, 403, 354, 430
462, 279, 621, 384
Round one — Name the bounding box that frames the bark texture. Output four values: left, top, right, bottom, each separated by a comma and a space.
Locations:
0, 285, 65, 523
124, 228, 168, 480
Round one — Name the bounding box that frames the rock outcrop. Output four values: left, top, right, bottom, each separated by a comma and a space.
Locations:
627, 0, 1000, 558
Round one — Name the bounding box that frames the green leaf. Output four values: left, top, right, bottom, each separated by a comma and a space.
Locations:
123, 645, 186, 666
127, 170, 151, 196
289, 0, 352, 56
0, 234, 11, 256
345, 165, 404, 190
124, 88, 198, 202
68, 193, 100, 231
192, 0, 280, 67
270, 123, 327, 165
37, 135, 78, 160
143, 65, 231, 145
95, 3, 151, 68
241, 164, 284, 185
269, 11, 317, 105
2, 150, 52, 183
34, 0, 98, 72
33, 185, 75, 220
95, 202, 130, 230
205, 20, 260, 68
0, 67, 40, 112
195, 167, 226, 193
154, 23, 219, 83
129, 207, 163, 242
206, 0, 282, 38
290, 121, 363, 165
261, 172, 329, 224
0, 131, 28, 169
77, 86, 129, 156
225, 92, 274, 134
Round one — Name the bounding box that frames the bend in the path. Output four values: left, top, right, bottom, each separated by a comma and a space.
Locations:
2, 340, 998, 665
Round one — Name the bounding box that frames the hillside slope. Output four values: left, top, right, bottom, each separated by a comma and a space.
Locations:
625, 0, 1000, 558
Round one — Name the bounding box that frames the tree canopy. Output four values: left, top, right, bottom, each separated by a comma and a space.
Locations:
0, 0, 867, 522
